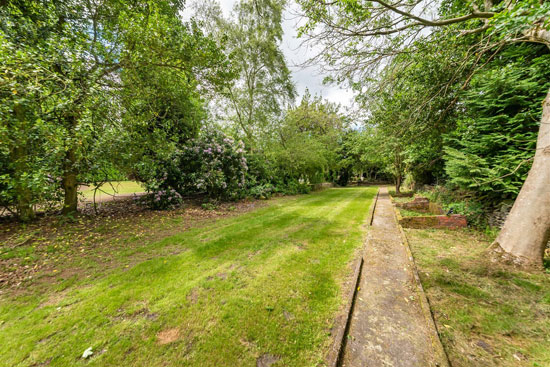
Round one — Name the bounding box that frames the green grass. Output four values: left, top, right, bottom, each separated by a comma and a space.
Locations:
406, 228, 550, 367
0, 187, 377, 367
391, 196, 414, 203
399, 208, 432, 217
80, 181, 145, 200
388, 190, 414, 197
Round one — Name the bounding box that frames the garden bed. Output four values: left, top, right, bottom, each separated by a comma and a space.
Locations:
390, 194, 467, 229
388, 190, 415, 198
391, 196, 415, 204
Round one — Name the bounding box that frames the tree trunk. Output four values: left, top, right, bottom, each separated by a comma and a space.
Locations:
491, 88, 550, 269
12, 103, 35, 221
395, 174, 402, 194
61, 146, 79, 215
12, 145, 35, 221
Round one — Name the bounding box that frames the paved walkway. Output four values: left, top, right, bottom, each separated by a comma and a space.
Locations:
341, 187, 447, 367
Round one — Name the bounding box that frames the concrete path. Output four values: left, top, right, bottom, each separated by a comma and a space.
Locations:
341, 187, 447, 367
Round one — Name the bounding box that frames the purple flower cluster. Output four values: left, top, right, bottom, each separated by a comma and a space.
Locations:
150, 131, 249, 204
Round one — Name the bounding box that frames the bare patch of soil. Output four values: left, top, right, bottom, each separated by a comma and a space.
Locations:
157, 328, 180, 345
187, 288, 200, 304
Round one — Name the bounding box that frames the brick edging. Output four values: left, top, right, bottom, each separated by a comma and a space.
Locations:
391, 204, 452, 367
326, 187, 380, 367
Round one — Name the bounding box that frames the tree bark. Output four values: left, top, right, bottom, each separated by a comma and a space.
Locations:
395, 173, 402, 194
61, 113, 79, 215
491, 88, 550, 269
12, 103, 35, 221
61, 146, 79, 215
12, 144, 35, 221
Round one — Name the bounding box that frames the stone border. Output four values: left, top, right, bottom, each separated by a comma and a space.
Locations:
391, 204, 452, 367
326, 187, 380, 367
368, 189, 380, 226
392, 196, 467, 230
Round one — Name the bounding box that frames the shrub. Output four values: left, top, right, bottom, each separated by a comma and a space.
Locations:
277, 179, 311, 195
419, 185, 487, 228
144, 130, 247, 206
201, 202, 218, 210
249, 183, 275, 199
146, 188, 184, 210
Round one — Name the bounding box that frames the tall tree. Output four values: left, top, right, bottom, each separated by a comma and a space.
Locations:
270, 91, 347, 183
195, 0, 296, 147
1, 0, 229, 216
298, 0, 550, 269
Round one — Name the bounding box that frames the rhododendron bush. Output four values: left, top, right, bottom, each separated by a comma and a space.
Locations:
145, 131, 247, 207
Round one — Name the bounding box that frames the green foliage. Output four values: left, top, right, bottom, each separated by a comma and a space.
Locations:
0, 0, 231, 218
297, 0, 550, 216
444, 45, 550, 202
267, 92, 347, 184
420, 185, 487, 227
144, 130, 248, 206
247, 183, 275, 199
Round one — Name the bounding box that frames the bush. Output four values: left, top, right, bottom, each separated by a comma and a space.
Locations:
201, 202, 218, 210
276, 179, 311, 195
249, 183, 275, 199
146, 188, 184, 210
144, 130, 248, 207
419, 185, 487, 228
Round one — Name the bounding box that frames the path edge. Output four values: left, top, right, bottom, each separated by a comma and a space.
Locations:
392, 204, 452, 367
326, 187, 380, 367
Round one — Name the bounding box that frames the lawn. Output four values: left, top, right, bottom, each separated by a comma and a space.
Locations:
80, 181, 145, 200
0, 187, 377, 367
405, 228, 550, 367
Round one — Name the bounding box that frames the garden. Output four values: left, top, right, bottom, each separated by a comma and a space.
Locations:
1, 0, 550, 366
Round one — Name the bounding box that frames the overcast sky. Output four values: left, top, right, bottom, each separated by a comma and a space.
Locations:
189, 0, 355, 107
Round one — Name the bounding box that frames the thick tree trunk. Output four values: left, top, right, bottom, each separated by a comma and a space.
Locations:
61, 147, 79, 215
491, 88, 550, 269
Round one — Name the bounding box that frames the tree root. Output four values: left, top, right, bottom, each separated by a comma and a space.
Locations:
487, 241, 543, 271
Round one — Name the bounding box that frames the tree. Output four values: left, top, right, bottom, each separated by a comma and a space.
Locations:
269, 92, 348, 183
0, 2, 67, 220
298, 0, 550, 269
195, 0, 296, 147
444, 44, 550, 202
1, 0, 230, 216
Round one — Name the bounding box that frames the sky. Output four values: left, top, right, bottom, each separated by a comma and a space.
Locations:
189, 0, 355, 107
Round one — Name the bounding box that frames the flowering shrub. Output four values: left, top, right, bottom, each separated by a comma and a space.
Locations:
145, 186, 183, 210
145, 130, 248, 207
